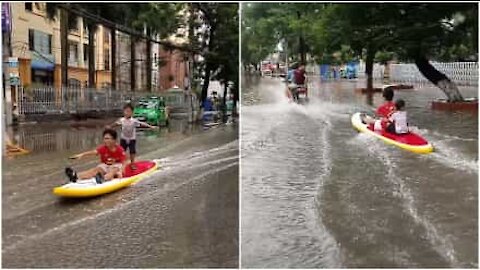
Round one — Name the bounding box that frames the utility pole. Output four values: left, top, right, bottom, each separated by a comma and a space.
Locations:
297, 11, 305, 64
146, 26, 152, 92
111, 28, 116, 90
2, 3, 12, 156
60, 7, 69, 87
130, 36, 136, 92
285, 39, 288, 85
188, 3, 196, 122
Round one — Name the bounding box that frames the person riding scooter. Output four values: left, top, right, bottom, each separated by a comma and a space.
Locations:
288, 63, 307, 101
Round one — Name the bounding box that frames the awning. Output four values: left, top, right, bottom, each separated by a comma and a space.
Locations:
31, 51, 55, 71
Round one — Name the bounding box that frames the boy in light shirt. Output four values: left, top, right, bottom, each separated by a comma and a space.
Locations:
386, 99, 409, 134
108, 104, 158, 170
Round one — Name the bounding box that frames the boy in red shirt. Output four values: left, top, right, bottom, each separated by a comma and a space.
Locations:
65, 129, 126, 184
361, 86, 395, 131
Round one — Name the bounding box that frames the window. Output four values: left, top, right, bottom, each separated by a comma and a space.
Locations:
104, 30, 110, 44
68, 41, 78, 66
28, 29, 34, 50
28, 29, 52, 54
25, 3, 33, 12
72, 18, 79, 32
34, 3, 42, 10
83, 44, 88, 62
104, 48, 110, 70
48, 35, 52, 54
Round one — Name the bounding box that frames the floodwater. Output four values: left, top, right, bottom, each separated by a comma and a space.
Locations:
241, 75, 477, 268
3, 118, 238, 268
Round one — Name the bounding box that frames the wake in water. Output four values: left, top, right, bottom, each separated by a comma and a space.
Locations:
242, 77, 477, 267
364, 139, 459, 267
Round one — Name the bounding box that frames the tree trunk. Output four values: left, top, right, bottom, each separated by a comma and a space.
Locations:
222, 83, 228, 123
111, 28, 116, 90
130, 37, 136, 92
201, 20, 217, 105
87, 23, 96, 89
146, 28, 152, 92
201, 62, 212, 105
60, 8, 69, 87
188, 3, 195, 92
365, 46, 375, 92
297, 11, 306, 63
414, 55, 463, 102
232, 89, 238, 117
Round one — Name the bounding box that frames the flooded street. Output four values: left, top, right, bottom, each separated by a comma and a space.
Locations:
241, 75, 477, 268
3, 118, 238, 268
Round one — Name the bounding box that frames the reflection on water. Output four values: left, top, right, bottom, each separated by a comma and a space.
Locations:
5, 118, 205, 156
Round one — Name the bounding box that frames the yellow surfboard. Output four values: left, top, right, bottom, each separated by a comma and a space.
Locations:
53, 161, 158, 198
351, 113, 433, 154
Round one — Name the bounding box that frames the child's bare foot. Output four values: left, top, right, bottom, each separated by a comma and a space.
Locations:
130, 163, 137, 170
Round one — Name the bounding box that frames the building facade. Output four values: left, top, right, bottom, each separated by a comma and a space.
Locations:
9, 2, 191, 93
10, 2, 112, 90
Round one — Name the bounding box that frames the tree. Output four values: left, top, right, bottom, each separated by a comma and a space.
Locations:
243, 3, 477, 101
192, 3, 239, 105
135, 3, 184, 91
389, 3, 477, 101
210, 4, 238, 117
316, 3, 477, 101
241, 3, 320, 67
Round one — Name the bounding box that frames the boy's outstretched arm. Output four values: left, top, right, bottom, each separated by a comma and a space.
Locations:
138, 121, 159, 129
70, 149, 97, 160
105, 119, 122, 129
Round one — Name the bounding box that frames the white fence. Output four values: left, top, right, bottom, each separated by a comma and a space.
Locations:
357, 61, 478, 86
357, 62, 386, 80
389, 62, 478, 86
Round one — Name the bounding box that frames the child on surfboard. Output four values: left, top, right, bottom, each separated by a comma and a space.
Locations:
361, 86, 396, 131
107, 103, 158, 171
65, 129, 127, 184
386, 99, 409, 135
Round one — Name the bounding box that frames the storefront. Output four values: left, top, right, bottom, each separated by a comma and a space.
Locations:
30, 50, 55, 86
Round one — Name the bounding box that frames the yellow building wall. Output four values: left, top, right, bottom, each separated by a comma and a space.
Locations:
10, 3, 111, 88
18, 58, 32, 86
96, 70, 112, 88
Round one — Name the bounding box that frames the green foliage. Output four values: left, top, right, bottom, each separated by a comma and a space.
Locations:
375, 51, 395, 65
192, 3, 239, 101
242, 3, 477, 64
241, 3, 324, 65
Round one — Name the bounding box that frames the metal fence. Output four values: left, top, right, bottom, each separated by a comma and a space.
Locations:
15, 86, 200, 119
16, 87, 152, 115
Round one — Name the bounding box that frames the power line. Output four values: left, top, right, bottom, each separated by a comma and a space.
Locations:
57, 4, 196, 53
